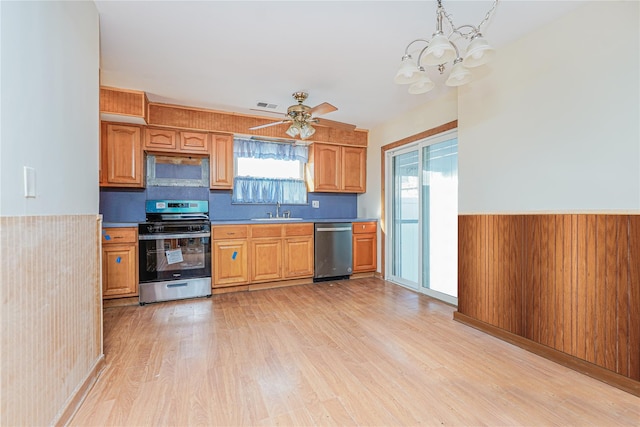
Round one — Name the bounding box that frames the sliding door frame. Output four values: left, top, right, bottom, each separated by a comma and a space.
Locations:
379, 121, 457, 279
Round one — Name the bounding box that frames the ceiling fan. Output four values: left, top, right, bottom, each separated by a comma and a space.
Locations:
249, 91, 356, 140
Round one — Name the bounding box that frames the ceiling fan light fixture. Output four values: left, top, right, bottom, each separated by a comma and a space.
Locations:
285, 123, 300, 138
299, 123, 315, 140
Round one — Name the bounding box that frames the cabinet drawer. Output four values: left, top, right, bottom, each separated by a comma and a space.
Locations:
102, 227, 137, 244
251, 224, 282, 238
352, 222, 377, 234
284, 223, 313, 237
212, 225, 248, 240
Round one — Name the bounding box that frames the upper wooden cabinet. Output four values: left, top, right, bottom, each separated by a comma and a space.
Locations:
179, 131, 209, 153
144, 127, 177, 152
307, 143, 366, 193
210, 134, 234, 190
342, 146, 366, 193
100, 123, 144, 188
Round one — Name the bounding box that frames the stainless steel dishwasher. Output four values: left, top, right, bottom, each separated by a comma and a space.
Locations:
314, 222, 353, 281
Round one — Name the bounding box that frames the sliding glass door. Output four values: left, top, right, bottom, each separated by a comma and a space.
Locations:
389, 149, 419, 289
387, 131, 458, 304
421, 138, 458, 302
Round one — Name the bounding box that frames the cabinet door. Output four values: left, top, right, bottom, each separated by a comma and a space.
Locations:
283, 236, 314, 278
352, 233, 377, 273
313, 144, 341, 191
145, 127, 177, 152
102, 123, 143, 187
251, 239, 282, 282
342, 146, 366, 193
210, 134, 234, 189
213, 240, 249, 286
179, 131, 209, 153
102, 244, 138, 298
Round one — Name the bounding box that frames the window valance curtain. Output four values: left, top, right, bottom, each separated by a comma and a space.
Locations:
232, 177, 307, 204
233, 137, 308, 162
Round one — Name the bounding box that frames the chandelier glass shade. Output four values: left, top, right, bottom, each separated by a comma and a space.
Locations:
395, 0, 498, 94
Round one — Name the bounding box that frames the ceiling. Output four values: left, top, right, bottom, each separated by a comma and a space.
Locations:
95, 1, 585, 131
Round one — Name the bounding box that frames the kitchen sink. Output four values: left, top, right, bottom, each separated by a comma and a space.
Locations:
251, 217, 303, 221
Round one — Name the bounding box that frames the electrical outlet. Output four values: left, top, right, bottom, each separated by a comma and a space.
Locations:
312, 200, 320, 208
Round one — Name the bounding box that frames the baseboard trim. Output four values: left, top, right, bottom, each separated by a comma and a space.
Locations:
453, 312, 640, 397
54, 354, 106, 426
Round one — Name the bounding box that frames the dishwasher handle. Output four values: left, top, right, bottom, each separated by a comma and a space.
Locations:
316, 227, 352, 232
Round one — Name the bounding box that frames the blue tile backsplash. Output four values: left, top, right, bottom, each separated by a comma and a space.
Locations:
100, 188, 357, 222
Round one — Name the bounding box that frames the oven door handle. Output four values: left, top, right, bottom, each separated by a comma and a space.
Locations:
139, 232, 211, 240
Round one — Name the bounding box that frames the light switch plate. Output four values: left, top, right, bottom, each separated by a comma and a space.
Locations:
312, 200, 319, 208
23, 166, 36, 198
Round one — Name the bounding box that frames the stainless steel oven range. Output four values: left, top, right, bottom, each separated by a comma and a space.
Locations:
138, 200, 211, 305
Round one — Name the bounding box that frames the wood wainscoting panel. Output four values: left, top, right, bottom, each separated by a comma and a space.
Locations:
0, 215, 103, 426
629, 215, 640, 380
457, 213, 640, 386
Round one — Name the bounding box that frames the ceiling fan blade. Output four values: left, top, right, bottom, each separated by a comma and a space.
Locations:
249, 120, 290, 130
309, 102, 337, 116
249, 108, 286, 117
313, 117, 356, 131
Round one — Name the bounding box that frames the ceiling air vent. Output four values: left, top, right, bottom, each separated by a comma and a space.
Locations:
256, 102, 278, 109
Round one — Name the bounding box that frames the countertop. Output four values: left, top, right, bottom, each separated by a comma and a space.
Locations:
103, 218, 377, 228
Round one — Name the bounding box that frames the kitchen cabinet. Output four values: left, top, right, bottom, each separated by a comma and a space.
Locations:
341, 146, 366, 193
213, 223, 314, 288
352, 221, 377, 273
307, 143, 366, 193
283, 223, 314, 278
100, 123, 144, 188
179, 131, 209, 154
102, 227, 138, 298
144, 127, 177, 152
210, 134, 234, 189
250, 225, 283, 283
212, 225, 249, 287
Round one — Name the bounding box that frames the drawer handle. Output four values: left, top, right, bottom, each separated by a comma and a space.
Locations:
227, 232, 235, 235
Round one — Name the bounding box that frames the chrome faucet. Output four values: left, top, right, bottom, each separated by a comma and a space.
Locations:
275, 201, 281, 218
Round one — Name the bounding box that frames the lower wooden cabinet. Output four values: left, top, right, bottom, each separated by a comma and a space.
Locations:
212, 223, 314, 288
213, 240, 249, 286
352, 221, 377, 273
212, 225, 249, 287
102, 227, 138, 298
283, 237, 314, 278
251, 238, 282, 282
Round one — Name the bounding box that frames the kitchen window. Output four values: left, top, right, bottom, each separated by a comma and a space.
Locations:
232, 137, 308, 204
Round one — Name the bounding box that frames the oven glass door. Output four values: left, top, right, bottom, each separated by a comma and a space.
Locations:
139, 235, 211, 283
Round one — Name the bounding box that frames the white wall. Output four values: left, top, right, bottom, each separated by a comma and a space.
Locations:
358, 90, 457, 271
358, 90, 458, 220
458, 1, 640, 214
0, 1, 100, 216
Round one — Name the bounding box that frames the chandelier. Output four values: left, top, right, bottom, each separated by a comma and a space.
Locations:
395, 0, 498, 94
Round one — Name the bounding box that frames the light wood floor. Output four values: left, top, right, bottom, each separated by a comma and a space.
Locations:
71, 278, 639, 426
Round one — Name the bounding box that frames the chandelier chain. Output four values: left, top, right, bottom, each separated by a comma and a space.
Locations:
442, 0, 499, 39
